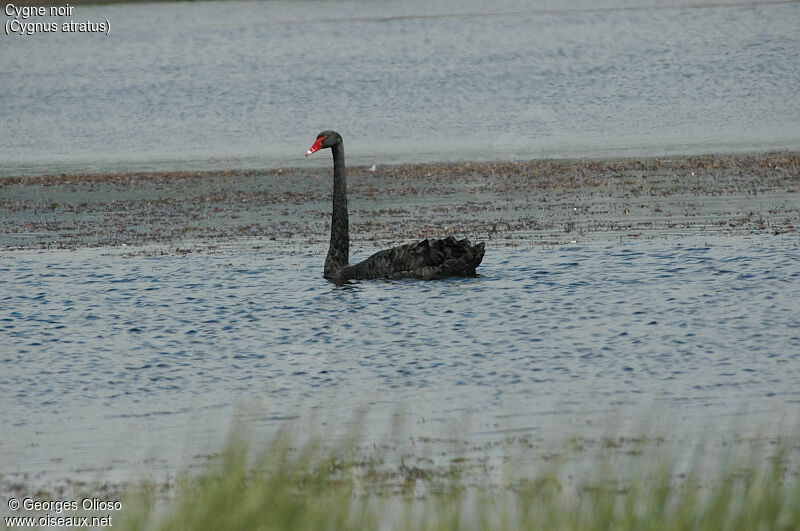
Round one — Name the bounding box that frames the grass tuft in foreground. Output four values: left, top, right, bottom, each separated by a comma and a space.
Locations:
119, 428, 800, 531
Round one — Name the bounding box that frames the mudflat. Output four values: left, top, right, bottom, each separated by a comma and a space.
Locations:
2, 152, 798, 253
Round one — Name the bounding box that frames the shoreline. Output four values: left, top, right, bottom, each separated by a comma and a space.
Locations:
2, 417, 797, 527
2, 151, 798, 253
3, 149, 797, 183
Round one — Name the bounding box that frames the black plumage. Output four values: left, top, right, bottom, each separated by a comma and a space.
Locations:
306, 130, 485, 281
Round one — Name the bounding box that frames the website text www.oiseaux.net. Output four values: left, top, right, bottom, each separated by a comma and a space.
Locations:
4, 497, 120, 527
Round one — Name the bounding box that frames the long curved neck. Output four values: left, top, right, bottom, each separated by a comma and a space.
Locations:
324, 142, 349, 278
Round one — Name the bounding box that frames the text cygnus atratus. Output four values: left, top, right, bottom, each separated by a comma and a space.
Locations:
306, 130, 485, 281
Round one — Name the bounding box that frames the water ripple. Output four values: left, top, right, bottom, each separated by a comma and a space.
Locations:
2, 235, 799, 475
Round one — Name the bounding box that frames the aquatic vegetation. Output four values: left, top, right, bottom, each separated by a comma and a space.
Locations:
119, 427, 800, 531
2, 152, 798, 251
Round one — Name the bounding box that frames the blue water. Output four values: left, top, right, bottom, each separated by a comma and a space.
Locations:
1, 0, 799, 175
2, 236, 799, 478
2, 0, 800, 483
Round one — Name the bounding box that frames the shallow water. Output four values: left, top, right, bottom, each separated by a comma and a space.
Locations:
2, 0, 799, 175
2, 236, 799, 480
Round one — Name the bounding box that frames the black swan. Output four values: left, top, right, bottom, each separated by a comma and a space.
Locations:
306, 130, 485, 281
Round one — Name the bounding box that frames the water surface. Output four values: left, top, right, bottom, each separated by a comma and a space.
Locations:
2, 236, 799, 480
2, 0, 799, 175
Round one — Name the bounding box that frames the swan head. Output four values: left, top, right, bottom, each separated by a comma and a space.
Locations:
306, 130, 342, 156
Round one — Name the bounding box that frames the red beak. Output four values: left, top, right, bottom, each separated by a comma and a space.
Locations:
305, 137, 324, 156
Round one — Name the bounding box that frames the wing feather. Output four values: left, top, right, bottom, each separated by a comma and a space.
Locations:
340, 237, 484, 280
